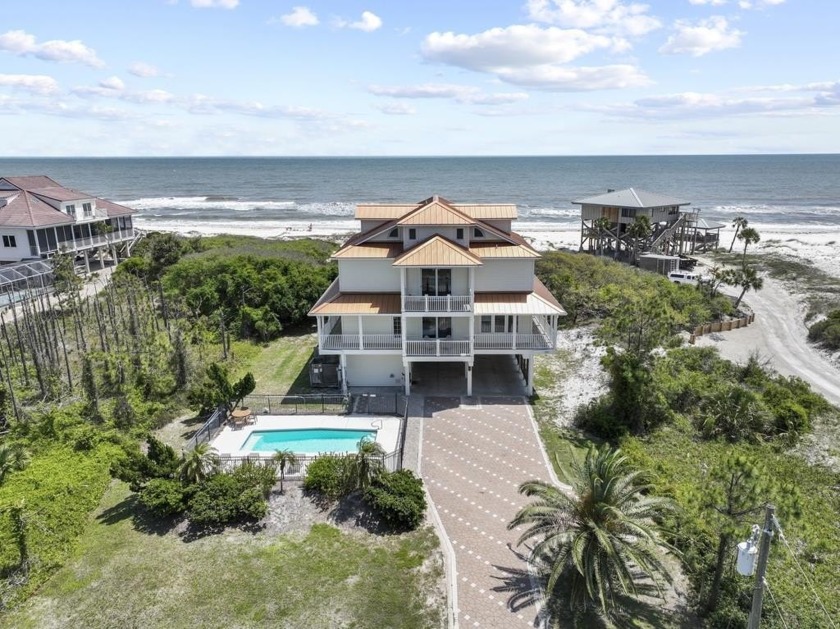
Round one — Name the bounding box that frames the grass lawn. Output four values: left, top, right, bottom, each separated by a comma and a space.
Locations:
1, 482, 444, 629
231, 329, 320, 395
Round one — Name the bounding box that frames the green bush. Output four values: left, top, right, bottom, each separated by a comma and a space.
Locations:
303, 454, 352, 499
808, 309, 840, 349
110, 436, 180, 492
139, 478, 188, 517
364, 470, 426, 530
186, 464, 272, 527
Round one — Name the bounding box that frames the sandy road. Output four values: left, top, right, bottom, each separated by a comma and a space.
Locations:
695, 276, 840, 407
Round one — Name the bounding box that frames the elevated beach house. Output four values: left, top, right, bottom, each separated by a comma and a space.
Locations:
574, 187, 722, 258
0, 176, 137, 270
309, 196, 565, 396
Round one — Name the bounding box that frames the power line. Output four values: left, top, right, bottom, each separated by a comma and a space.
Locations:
764, 580, 790, 629
773, 516, 838, 629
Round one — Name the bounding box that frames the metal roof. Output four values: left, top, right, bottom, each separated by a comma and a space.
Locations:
469, 242, 540, 259
397, 200, 475, 226
332, 242, 403, 259
393, 235, 482, 267
572, 188, 690, 208
356, 202, 518, 221
309, 292, 402, 315
474, 279, 565, 316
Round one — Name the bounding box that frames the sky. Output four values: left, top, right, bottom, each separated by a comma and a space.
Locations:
0, 0, 837, 156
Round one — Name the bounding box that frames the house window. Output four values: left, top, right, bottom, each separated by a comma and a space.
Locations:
421, 268, 451, 296
388, 228, 399, 238
2, 235, 16, 248
393, 317, 401, 336
422, 317, 451, 339
82, 202, 93, 217
473, 227, 484, 238
480, 316, 491, 333
620, 208, 637, 218
65, 204, 76, 216
456, 228, 464, 240
408, 228, 417, 240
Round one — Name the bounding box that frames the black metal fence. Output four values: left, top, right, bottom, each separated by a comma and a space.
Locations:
184, 406, 225, 452
241, 394, 349, 416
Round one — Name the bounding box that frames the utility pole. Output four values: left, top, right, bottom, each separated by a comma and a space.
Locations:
747, 503, 775, 629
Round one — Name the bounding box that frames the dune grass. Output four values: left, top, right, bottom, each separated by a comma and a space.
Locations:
1, 483, 443, 629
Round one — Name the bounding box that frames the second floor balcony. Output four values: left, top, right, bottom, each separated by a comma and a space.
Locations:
402, 294, 471, 313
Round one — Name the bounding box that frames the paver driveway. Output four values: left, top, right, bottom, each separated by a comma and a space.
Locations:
421, 396, 557, 628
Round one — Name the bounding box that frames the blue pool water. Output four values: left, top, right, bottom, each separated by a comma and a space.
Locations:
241, 429, 376, 454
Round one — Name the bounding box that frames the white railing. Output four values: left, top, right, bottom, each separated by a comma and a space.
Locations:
403, 295, 472, 312
321, 334, 401, 351
474, 333, 552, 350
405, 339, 471, 357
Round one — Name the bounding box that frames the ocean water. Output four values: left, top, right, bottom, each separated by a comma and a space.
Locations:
1, 155, 838, 237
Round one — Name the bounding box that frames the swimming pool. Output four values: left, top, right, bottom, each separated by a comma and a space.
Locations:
240, 428, 377, 454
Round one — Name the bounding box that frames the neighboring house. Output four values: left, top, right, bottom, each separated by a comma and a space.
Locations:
574, 187, 722, 258
0, 175, 137, 271
309, 195, 566, 396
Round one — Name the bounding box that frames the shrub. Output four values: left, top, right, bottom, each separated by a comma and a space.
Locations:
230, 460, 276, 497
139, 478, 188, 517
186, 464, 273, 527
303, 454, 352, 499
110, 436, 180, 492
364, 470, 427, 530
808, 309, 840, 350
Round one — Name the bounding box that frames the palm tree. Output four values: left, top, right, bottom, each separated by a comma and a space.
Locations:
509, 445, 676, 618
737, 227, 761, 265
178, 443, 219, 485
733, 266, 764, 308
273, 449, 299, 493
0, 443, 28, 485
626, 215, 652, 264
350, 438, 385, 491
729, 216, 748, 253
593, 217, 612, 256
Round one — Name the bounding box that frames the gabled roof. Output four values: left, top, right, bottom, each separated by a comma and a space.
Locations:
572, 188, 690, 208
392, 235, 482, 267
474, 278, 566, 316
397, 196, 475, 226
356, 202, 518, 221
469, 242, 540, 259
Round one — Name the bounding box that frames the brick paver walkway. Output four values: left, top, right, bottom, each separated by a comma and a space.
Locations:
421, 396, 556, 628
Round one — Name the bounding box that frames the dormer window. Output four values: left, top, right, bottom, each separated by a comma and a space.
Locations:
82, 202, 93, 217
456, 228, 464, 240
388, 228, 399, 238
65, 204, 76, 216
408, 228, 417, 240
473, 227, 484, 238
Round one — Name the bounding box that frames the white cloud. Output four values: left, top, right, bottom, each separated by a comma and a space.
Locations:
336, 11, 383, 32
0, 30, 105, 68
689, 0, 727, 5
659, 16, 743, 56
129, 62, 161, 78
495, 64, 650, 90
422, 25, 619, 71
375, 102, 416, 115
99, 76, 125, 91
190, 0, 239, 8
0, 73, 59, 95
280, 6, 319, 28
368, 83, 530, 105
526, 0, 662, 36
589, 81, 840, 119
739, 0, 784, 8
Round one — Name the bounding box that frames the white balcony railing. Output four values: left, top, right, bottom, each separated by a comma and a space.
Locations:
405, 339, 471, 357
321, 334, 401, 351
474, 333, 551, 350
403, 295, 471, 312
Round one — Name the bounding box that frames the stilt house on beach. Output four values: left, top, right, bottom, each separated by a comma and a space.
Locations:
574, 187, 722, 259
0, 175, 138, 306
309, 196, 566, 396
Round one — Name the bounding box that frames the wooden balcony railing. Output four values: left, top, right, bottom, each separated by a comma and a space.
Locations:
405, 339, 471, 357
321, 334, 402, 351
473, 333, 552, 350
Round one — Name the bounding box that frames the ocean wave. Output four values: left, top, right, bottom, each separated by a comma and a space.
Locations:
123, 196, 297, 212
519, 206, 580, 219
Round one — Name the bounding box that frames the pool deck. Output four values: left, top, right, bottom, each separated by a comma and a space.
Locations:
210, 414, 402, 456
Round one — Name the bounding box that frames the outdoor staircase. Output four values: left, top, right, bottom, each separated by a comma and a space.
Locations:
649, 214, 687, 255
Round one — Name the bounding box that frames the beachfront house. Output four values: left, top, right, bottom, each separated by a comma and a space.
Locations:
0, 175, 138, 271
309, 195, 566, 396
575, 187, 722, 259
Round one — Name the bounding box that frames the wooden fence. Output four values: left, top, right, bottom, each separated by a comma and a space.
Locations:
690, 313, 756, 342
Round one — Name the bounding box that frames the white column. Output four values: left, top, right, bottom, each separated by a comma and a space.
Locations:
512, 315, 518, 350
468, 267, 475, 308
400, 268, 406, 310
316, 317, 323, 350
340, 354, 348, 394
83, 249, 90, 274
467, 362, 473, 397
403, 361, 411, 395
526, 356, 534, 396
358, 315, 364, 350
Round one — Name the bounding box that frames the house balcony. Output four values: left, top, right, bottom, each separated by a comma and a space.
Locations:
402, 295, 472, 313
473, 333, 551, 351
405, 338, 471, 357
321, 334, 402, 351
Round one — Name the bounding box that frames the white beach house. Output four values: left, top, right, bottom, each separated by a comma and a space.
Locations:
0, 175, 137, 270
309, 196, 566, 396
